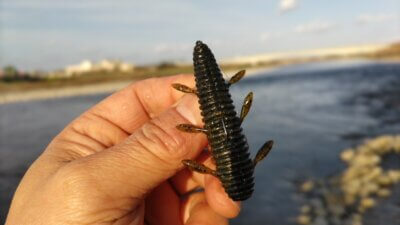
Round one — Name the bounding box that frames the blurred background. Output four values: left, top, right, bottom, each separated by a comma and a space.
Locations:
1, 1, 399, 224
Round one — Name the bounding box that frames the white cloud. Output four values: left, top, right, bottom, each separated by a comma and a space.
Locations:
279, 0, 298, 13
356, 13, 396, 24
294, 21, 336, 33
259, 32, 283, 42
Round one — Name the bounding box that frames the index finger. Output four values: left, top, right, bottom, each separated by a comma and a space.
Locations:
80, 74, 195, 134
46, 74, 196, 160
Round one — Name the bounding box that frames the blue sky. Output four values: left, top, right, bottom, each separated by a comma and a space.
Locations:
1, 0, 399, 70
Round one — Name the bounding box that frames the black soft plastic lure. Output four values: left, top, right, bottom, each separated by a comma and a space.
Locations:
172, 41, 273, 201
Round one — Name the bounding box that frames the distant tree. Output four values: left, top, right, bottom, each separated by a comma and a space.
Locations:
156, 61, 177, 69
3, 65, 19, 80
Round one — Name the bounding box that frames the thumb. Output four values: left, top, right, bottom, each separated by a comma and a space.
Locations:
64, 94, 206, 199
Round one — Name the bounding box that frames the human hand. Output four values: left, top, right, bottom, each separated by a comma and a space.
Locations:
6, 75, 240, 225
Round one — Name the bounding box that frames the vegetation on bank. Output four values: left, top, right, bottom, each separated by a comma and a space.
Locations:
367, 42, 400, 59
1, 42, 399, 94
0, 63, 255, 94
0, 65, 42, 83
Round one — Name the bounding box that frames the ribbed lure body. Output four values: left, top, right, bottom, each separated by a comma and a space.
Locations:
193, 41, 254, 201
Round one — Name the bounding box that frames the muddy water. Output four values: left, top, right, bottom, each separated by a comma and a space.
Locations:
1, 61, 399, 224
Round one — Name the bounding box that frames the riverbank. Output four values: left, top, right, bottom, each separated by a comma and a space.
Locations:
0, 81, 131, 104
0, 67, 268, 104
2, 42, 399, 104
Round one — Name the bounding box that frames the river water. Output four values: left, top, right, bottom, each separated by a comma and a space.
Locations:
1, 60, 400, 224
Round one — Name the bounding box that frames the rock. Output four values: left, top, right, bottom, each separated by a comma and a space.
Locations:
367, 136, 394, 153
361, 167, 382, 183
377, 188, 391, 197
300, 180, 314, 193
352, 213, 362, 222
344, 194, 356, 205
387, 170, 400, 183
351, 221, 362, 225
330, 216, 342, 225
369, 155, 381, 165
377, 175, 393, 186
309, 198, 326, 217
314, 216, 328, 225
310, 198, 323, 208
342, 180, 361, 195
341, 168, 362, 183
297, 135, 400, 225
296, 215, 311, 225
328, 204, 345, 217
360, 197, 375, 209
351, 154, 374, 167
315, 207, 327, 217
359, 183, 379, 197
300, 205, 311, 214
341, 149, 355, 162
394, 136, 400, 152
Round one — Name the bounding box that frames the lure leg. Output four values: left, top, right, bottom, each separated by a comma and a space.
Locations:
253, 140, 274, 167
228, 70, 246, 85
240, 92, 253, 123
182, 160, 218, 177
176, 124, 208, 134
172, 83, 197, 94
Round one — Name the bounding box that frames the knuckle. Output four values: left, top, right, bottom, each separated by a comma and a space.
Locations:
137, 77, 158, 87
134, 115, 188, 162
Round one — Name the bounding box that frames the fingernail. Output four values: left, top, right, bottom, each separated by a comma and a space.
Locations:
176, 95, 199, 125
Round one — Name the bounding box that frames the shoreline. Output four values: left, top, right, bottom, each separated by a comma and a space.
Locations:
0, 67, 268, 104
2, 57, 398, 105
0, 81, 131, 104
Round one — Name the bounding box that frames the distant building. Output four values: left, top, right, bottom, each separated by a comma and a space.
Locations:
64, 59, 135, 76
65, 60, 94, 76
97, 60, 116, 71
119, 62, 135, 72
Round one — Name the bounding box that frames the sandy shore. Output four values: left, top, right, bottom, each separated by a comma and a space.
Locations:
0, 81, 132, 104
0, 68, 269, 105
